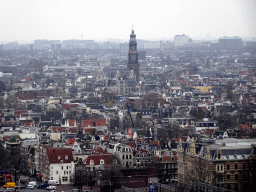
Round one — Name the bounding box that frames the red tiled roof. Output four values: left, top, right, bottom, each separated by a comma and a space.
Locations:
23, 77, 31, 82
51, 127, 65, 132
47, 148, 73, 164
202, 129, 214, 135
26, 121, 33, 127
92, 146, 109, 155
83, 128, 95, 135
68, 119, 76, 127
82, 119, 107, 128
3, 136, 10, 142
14, 110, 28, 118
84, 154, 120, 165
62, 104, 79, 110
65, 138, 76, 146
66, 128, 78, 133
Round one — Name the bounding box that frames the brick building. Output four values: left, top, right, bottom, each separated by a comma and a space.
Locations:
178, 138, 256, 191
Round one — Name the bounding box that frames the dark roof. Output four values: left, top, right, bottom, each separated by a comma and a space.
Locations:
84, 154, 120, 165
47, 148, 73, 164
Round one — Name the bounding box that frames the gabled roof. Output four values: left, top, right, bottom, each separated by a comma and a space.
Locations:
82, 119, 107, 128
47, 148, 73, 164
84, 154, 120, 165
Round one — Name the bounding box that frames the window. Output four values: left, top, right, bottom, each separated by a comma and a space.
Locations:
227, 164, 230, 170
235, 174, 238, 181
126, 155, 128, 159
62, 177, 68, 182
90, 160, 94, 165
61, 166, 63, 170
216, 175, 223, 182
216, 164, 224, 172
227, 174, 230, 180
243, 163, 246, 170
56, 171, 58, 174
113, 160, 117, 164
122, 155, 125, 159
65, 155, 68, 160
235, 164, 238, 170
58, 156, 61, 159
100, 159, 104, 165
66, 166, 68, 169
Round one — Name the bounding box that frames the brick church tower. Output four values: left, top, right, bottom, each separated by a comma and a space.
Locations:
128, 28, 139, 82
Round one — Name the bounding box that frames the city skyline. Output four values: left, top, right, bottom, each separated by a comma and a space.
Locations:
0, 0, 255, 43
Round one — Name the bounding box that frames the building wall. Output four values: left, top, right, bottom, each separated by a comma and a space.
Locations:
49, 162, 75, 185
174, 35, 190, 46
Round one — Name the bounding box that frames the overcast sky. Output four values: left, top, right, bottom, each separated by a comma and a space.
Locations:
1, 0, 255, 42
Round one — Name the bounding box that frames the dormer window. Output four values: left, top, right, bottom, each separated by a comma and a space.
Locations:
90, 160, 94, 165
65, 155, 68, 160
58, 156, 61, 159
100, 159, 104, 165
113, 160, 117, 164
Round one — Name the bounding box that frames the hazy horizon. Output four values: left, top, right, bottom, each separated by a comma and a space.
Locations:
1, 0, 255, 43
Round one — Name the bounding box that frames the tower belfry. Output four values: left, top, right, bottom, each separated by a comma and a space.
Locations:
128, 28, 139, 82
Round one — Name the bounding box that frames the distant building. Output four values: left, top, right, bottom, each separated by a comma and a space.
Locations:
218, 36, 243, 49
62, 40, 96, 49
178, 138, 256, 191
143, 40, 161, 49
174, 34, 191, 46
120, 42, 129, 55
34, 40, 61, 50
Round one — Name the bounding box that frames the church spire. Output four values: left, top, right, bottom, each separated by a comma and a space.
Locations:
128, 28, 139, 82
131, 25, 134, 34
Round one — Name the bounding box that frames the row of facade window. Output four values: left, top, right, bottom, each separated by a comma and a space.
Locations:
216, 163, 246, 171
90, 159, 117, 165
216, 174, 239, 182
123, 155, 132, 160
51, 166, 71, 170
52, 170, 71, 175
